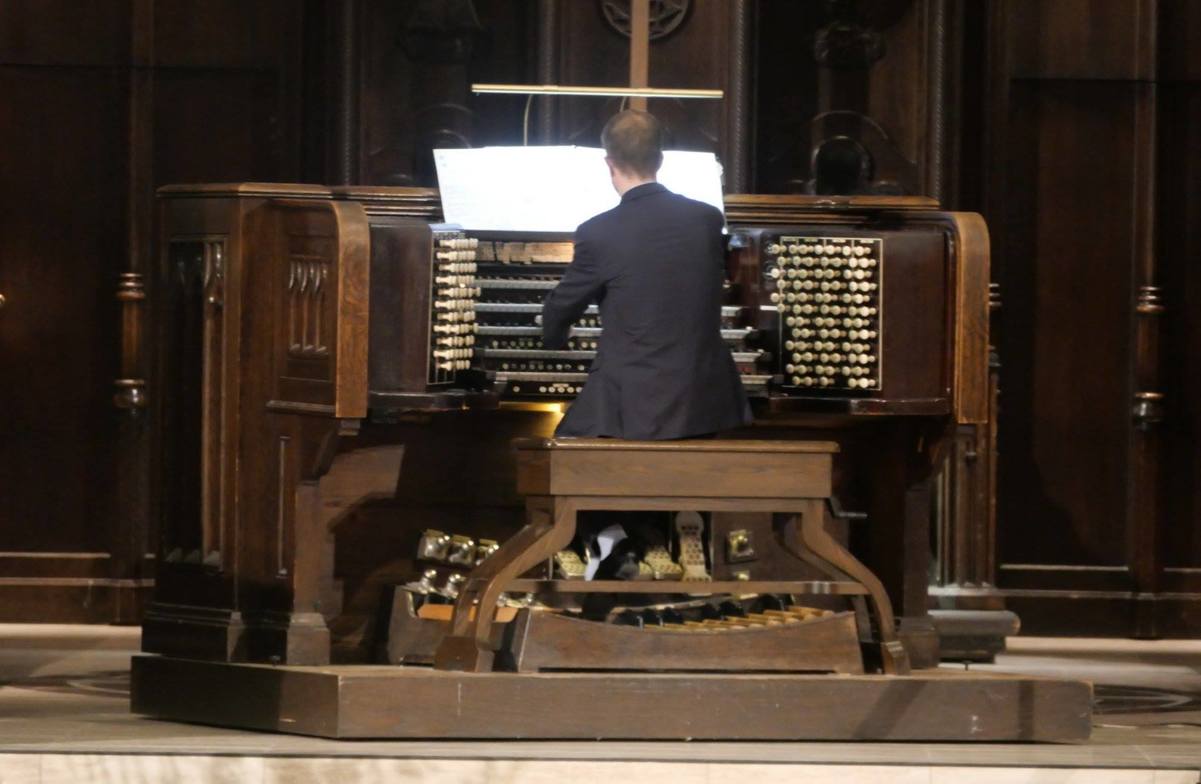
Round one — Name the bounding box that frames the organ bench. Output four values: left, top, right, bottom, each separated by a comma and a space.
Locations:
435, 437, 907, 675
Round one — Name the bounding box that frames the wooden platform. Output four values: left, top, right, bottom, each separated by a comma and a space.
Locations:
130, 655, 1092, 742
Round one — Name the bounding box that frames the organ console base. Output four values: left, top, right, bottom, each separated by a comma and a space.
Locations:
129, 655, 1092, 742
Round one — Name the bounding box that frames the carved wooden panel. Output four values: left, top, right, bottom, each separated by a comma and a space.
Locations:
159, 238, 230, 568
286, 256, 332, 360
754, 0, 936, 196
253, 201, 370, 419
358, 0, 537, 186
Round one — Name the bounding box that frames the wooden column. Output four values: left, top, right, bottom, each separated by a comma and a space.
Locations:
1128, 10, 1163, 634
111, 0, 157, 621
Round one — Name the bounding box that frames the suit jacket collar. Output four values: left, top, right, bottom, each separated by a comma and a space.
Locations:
620, 181, 667, 203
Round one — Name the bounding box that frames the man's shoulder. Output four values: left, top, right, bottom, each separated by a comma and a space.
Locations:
659, 190, 724, 225
679, 193, 725, 222
574, 205, 620, 239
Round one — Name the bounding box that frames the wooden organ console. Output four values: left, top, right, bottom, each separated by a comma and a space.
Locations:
140, 183, 988, 666
127, 183, 1089, 742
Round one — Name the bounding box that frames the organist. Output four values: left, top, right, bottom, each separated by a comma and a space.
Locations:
542, 109, 751, 440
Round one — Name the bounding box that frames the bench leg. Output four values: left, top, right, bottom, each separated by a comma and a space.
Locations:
793, 500, 911, 675
434, 496, 578, 672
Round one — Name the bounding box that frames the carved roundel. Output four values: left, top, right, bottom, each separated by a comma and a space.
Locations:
601, 0, 690, 40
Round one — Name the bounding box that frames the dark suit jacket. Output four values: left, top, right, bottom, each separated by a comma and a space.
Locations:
542, 182, 752, 439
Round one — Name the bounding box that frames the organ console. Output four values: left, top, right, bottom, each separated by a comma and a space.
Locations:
139, 183, 988, 671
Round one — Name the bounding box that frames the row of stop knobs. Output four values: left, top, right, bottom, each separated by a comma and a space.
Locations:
790, 374, 878, 389
766, 242, 872, 258
433, 235, 478, 372
510, 383, 583, 396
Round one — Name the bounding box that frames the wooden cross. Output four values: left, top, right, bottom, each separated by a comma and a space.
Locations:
628, 0, 650, 111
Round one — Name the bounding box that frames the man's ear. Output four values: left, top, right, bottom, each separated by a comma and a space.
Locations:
605, 157, 617, 178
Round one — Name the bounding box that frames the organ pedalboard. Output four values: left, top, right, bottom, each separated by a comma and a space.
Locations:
420, 228, 770, 400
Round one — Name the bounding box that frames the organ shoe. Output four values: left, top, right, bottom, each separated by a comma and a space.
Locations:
674, 511, 711, 581
643, 545, 684, 580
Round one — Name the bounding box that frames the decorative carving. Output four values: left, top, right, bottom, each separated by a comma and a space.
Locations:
814, 23, 885, 69
988, 282, 1001, 313
398, 0, 482, 64
801, 112, 916, 195
287, 257, 331, 358
601, 0, 690, 40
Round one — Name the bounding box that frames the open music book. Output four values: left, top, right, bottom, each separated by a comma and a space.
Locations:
434, 145, 724, 232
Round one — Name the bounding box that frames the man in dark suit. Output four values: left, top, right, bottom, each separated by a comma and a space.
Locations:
542, 110, 751, 440
541, 110, 751, 591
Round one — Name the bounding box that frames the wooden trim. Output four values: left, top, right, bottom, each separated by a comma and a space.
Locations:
265, 400, 336, 416
131, 657, 1093, 741
157, 183, 335, 198
513, 438, 838, 453
554, 496, 819, 512
1003, 589, 1201, 639
507, 579, 869, 595
0, 581, 152, 624
946, 211, 990, 424
331, 200, 370, 419
724, 193, 940, 221
725, 0, 753, 193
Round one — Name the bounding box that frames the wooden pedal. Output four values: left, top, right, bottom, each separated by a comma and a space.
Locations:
510, 608, 865, 673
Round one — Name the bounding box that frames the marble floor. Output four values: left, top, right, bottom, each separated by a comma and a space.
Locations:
0, 625, 1199, 783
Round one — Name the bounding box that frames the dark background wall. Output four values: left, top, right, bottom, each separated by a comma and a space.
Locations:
0, 0, 1197, 637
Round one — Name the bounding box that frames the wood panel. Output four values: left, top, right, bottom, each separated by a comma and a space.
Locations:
753, 0, 942, 196
1160, 0, 1201, 81
996, 81, 1137, 574
1007, 0, 1155, 80
1158, 82, 1201, 592
977, 0, 1201, 637
0, 0, 131, 65
0, 71, 126, 554
0, 0, 314, 623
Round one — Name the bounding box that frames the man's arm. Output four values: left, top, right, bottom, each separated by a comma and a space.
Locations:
541, 234, 604, 349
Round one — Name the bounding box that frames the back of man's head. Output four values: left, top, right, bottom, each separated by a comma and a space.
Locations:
601, 110, 663, 179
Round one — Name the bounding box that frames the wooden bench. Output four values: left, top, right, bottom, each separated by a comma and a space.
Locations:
433, 438, 910, 674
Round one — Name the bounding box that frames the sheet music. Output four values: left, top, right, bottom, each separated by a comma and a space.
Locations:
434, 146, 724, 232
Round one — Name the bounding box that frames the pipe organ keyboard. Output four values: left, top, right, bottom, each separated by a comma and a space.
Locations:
406, 229, 771, 400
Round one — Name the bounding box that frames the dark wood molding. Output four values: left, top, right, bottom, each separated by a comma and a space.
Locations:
725, 0, 753, 193
923, 0, 948, 201
333, 0, 360, 185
